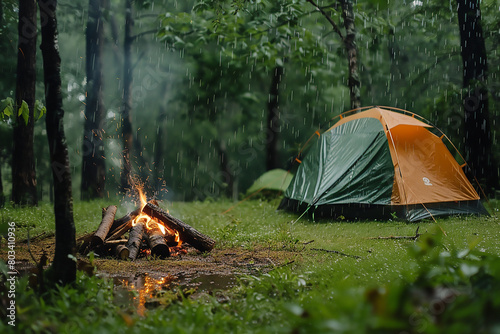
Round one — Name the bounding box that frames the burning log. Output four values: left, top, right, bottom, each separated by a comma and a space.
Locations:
107, 200, 159, 239
165, 234, 179, 247
109, 207, 141, 234
145, 225, 170, 259
143, 203, 215, 252
127, 222, 145, 260
91, 205, 118, 247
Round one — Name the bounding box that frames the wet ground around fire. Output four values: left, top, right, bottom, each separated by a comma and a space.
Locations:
2, 234, 296, 312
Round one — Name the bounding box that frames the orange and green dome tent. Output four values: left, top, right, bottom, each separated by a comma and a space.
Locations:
279, 106, 488, 221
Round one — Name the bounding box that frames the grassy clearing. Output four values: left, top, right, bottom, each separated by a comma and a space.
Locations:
1, 198, 500, 333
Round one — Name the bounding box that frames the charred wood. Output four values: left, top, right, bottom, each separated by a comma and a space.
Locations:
145, 225, 170, 259
143, 203, 215, 252
108, 200, 158, 233
109, 206, 141, 233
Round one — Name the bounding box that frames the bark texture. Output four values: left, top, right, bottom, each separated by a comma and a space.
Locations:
121, 0, 134, 192
339, 0, 361, 110
91, 205, 117, 247
39, 0, 76, 285
126, 221, 144, 260
81, 0, 106, 199
12, 0, 38, 206
143, 203, 215, 252
266, 65, 283, 171
456, 0, 498, 192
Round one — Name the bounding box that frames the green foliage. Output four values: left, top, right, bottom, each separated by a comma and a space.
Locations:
2, 212, 500, 333
34, 100, 46, 121
17, 100, 29, 125
0, 98, 45, 125
0, 97, 14, 120
0, 271, 124, 333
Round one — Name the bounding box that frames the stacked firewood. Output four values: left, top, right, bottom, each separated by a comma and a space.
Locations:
78, 201, 215, 260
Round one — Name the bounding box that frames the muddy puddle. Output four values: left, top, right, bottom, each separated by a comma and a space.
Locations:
109, 272, 238, 314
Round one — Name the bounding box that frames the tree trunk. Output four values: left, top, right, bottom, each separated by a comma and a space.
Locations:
39, 0, 76, 285
0, 161, 4, 208
339, 0, 361, 110
456, 0, 498, 193
12, 0, 37, 206
153, 106, 166, 193
218, 139, 234, 199
306, 0, 361, 111
81, 0, 106, 200
121, 0, 134, 192
266, 65, 283, 171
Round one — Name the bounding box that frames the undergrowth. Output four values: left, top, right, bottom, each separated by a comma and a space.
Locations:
0, 199, 499, 333
1, 227, 500, 333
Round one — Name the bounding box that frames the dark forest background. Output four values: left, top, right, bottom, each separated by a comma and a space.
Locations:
1, 0, 499, 205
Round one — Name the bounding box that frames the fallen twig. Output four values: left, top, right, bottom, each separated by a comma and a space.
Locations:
310, 248, 361, 259
269, 260, 296, 271
103, 239, 128, 245
20, 231, 55, 243
368, 226, 421, 241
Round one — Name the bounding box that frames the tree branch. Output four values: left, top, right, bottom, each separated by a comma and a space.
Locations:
131, 29, 158, 41
306, 0, 344, 41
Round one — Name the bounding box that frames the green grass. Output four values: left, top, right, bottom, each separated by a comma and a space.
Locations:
1, 198, 500, 333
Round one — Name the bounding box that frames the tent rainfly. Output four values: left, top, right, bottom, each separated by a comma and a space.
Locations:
279, 106, 489, 221
246, 169, 293, 195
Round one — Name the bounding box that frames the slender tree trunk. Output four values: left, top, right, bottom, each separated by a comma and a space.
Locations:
121, 0, 133, 192
39, 0, 76, 285
0, 162, 4, 208
306, 0, 361, 110
81, 0, 106, 200
456, 0, 498, 193
266, 65, 283, 171
339, 0, 361, 110
0, 1, 3, 33
218, 139, 233, 199
12, 0, 37, 206
153, 106, 166, 193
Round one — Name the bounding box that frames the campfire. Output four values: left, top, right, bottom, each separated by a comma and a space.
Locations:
78, 190, 215, 260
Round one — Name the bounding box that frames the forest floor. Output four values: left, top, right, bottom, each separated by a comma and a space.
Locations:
1, 198, 500, 333
3, 197, 500, 289
6, 231, 296, 296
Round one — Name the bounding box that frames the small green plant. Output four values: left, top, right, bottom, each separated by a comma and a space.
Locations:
0, 97, 46, 124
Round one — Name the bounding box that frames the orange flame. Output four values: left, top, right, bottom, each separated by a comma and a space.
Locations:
175, 230, 182, 246
133, 213, 166, 235
132, 188, 167, 234
132, 186, 177, 239
137, 187, 148, 209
